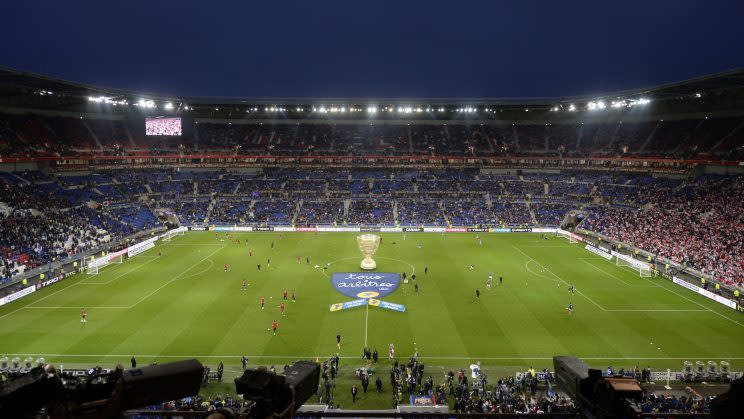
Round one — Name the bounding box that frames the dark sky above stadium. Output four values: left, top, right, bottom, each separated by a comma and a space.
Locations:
2, 0, 743, 99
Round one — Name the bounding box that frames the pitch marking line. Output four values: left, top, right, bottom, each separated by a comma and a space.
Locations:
79, 256, 160, 285
6, 353, 744, 361
22, 261, 214, 312
515, 245, 743, 318
524, 260, 560, 284
24, 306, 130, 309
513, 245, 606, 311
646, 276, 744, 329
0, 250, 221, 319
128, 247, 224, 309
0, 276, 89, 320
578, 258, 633, 287
161, 243, 224, 246
517, 247, 702, 313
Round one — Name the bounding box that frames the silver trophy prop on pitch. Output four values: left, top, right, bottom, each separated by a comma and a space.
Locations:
356, 234, 381, 270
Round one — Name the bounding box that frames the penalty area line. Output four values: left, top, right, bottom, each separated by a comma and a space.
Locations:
513, 245, 606, 312
127, 247, 223, 309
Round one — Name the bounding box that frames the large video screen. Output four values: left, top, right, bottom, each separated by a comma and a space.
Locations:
145, 117, 182, 136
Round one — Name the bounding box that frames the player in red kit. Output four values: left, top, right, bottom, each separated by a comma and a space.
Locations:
272, 320, 278, 336
81, 307, 87, 323
242, 279, 248, 291
283, 290, 288, 300
224, 264, 229, 272
249, 249, 253, 257
260, 296, 265, 309
280, 303, 286, 316
296, 256, 301, 264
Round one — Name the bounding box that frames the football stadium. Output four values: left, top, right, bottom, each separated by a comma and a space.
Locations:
1, 2, 744, 418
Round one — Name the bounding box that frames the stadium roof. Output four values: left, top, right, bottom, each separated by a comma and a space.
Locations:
1, 65, 744, 118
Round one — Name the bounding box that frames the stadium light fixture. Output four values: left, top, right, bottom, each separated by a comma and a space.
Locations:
164, 102, 174, 110
367, 106, 377, 113
568, 104, 576, 112
136, 99, 156, 109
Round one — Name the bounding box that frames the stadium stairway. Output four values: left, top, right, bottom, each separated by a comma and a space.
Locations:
206, 198, 217, 219
528, 202, 538, 224
343, 199, 350, 219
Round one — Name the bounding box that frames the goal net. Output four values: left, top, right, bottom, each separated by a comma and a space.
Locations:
162, 226, 187, 242
555, 230, 578, 244
616, 257, 652, 277
86, 254, 123, 275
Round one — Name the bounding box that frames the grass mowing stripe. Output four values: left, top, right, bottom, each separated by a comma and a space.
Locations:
2, 231, 742, 393
127, 248, 223, 308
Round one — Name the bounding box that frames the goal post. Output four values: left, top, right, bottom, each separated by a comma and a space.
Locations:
86, 254, 121, 275
616, 256, 652, 277
162, 226, 188, 242
555, 229, 578, 244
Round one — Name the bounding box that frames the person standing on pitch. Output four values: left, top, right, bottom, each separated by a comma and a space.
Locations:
242, 355, 248, 370
351, 384, 358, 403
131, 356, 136, 368
336, 334, 342, 350
475, 289, 480, 299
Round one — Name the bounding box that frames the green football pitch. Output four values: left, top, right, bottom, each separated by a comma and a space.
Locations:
1, 231, 743, 401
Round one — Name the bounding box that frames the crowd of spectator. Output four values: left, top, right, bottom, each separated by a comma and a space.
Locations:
383, 354, 577, 414
2, 112, 744, 158
1, 168, 741, 289
637, 392, 714, 414
582, 175, 744, 286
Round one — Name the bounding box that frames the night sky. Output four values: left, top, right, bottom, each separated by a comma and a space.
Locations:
2, 0, 743, 98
